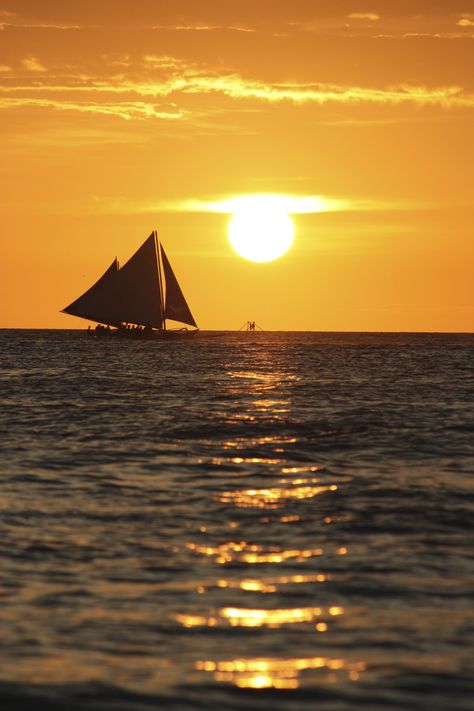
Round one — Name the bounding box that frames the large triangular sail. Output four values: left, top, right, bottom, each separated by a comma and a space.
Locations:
62, 258, 120, 326
161, 245, 197, 328
115, 233, 164, 329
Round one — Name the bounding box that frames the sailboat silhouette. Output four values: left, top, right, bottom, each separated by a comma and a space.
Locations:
62, 231, 198, 336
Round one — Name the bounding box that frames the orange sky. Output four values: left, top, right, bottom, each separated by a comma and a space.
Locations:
1, 0, 473, 331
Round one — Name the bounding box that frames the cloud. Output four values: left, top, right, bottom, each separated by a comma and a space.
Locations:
4, 76, 474, 109
0, 64, 11, 72
21, 57, 46, 72
142, 55, 189, 70
164, 194, 346, 214
0, 97, 187, 121
152, 24, 256, 33
1, 56, 474, 121
401, 32, 474, 39
1, 21, 83, 30
457, 18, 474, 27
180, 77, 474, 109
293, 16, 474, 41
347, 13, 380, 21
110, 193, 417, 215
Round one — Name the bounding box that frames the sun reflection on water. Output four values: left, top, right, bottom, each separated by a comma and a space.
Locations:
176, 604, 344, 628
221, 606, 325, 626
223, 435, 297, 449
195, 656, 366, 689
219, 483, 337, 509
229, 456, 282, 465
226, 370, 299, 384
185, 362, 356, 692
187, 540, 326, 564
212, 572, 329, 593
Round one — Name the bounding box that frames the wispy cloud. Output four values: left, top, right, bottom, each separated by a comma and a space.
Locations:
3, 74, 473, 109
1, 54, 473, 122
142, 55, 190, 70
1, 21, 83, 30
293, 15, 474, 41
163, 194, 347, 214
21, 57, 46, 72
180, 77, 474, 109
90, 193, 420, 215
0, 97, 187, 121
348, 13, 380, 21
457, 17, 474, 27
402, 32, 474, 39
152, 24, 256, 33
0, 64, 11, 72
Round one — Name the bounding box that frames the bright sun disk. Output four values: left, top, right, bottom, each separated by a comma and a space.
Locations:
228, 197, 295, 263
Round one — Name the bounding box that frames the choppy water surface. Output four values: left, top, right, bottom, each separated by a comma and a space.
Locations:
1, 329, 473, 710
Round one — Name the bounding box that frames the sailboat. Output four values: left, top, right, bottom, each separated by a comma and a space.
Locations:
62, 231, 198, 336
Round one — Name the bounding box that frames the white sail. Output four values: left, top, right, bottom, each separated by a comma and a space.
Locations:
62, 258, 120, 326
161, 245, 197, 328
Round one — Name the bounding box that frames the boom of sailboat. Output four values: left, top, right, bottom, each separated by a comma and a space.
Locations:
62, 231, 198, 336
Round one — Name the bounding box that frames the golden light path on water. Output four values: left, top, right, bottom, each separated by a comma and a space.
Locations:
195, 657, 367, 690
219, 483, 338, 509
176, 605, 345, 628
187, 540, 348, 564
214, 572, 330, 593
182, 363, 365, 692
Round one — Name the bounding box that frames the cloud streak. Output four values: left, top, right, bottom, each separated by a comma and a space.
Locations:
2, 23, 83, 29
457, 18, 474, 27
0, 97, 187, 121
348, 13, 380, 21
90, 193, 421, 215
152, 24, 256, 33
375, 31, 474, 40
21, 57, 47, 72
163, 194, 347, 214
182, 77, 474, 108
2, 76, 473, 108
1, 56, 473, 122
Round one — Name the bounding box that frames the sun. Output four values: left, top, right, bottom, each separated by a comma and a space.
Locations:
227, 196, 295, 263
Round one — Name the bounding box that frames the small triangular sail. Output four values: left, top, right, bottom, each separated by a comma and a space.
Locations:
62, 258, 121, 326
115, 233, 163, 329
161, 245, 197, 328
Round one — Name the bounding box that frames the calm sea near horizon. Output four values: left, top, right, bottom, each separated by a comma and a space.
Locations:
0, 329, 473, 710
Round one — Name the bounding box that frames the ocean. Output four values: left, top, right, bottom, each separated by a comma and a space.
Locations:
0, 329, 473, 710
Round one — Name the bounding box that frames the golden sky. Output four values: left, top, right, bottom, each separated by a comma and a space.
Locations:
1, 0, 473, 331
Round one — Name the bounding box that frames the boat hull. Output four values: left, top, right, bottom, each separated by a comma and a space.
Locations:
89, 327, 198, 339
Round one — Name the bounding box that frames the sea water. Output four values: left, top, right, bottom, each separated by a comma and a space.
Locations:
0, 329, 473, 710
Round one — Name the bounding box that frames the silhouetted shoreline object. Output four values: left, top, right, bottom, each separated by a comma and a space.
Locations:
62, 231, 198, 338
238, 320, 264, 332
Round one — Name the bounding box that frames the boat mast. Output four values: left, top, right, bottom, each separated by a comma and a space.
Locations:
154, 230, 166, 331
